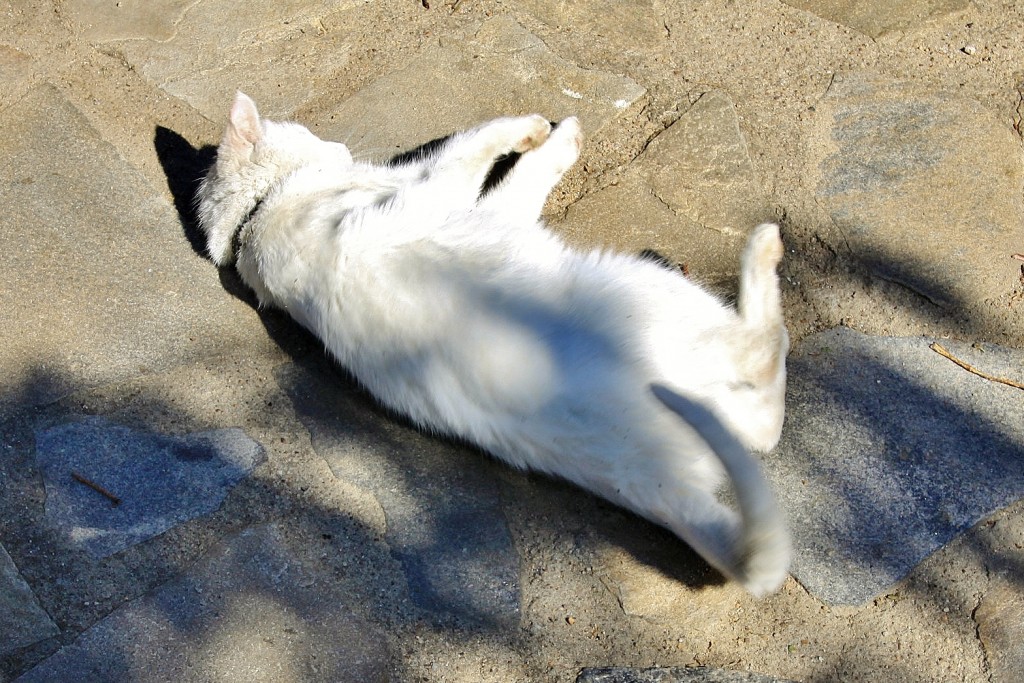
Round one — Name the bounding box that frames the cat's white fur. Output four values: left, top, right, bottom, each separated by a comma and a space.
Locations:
197, 92, 791, 595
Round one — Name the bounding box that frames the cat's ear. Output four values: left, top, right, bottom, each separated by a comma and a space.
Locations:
220, 91, 263, 162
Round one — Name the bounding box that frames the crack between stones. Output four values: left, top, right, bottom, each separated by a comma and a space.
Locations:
1014, 88, 1024, 139
648, 186, 677, 216
970, 591, 994, 683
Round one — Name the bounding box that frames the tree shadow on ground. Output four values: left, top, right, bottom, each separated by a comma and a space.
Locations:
9, 122, 1001, 682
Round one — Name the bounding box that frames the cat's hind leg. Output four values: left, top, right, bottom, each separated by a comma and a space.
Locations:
477, 117, 582, 222
423, 115, 552, 206
738, 223, 784, 329
728, 223, 789, 451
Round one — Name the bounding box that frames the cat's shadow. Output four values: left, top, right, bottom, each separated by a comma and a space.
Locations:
154, 126, 215, 258
154, 125, 284, 311
152, 125, 725, 600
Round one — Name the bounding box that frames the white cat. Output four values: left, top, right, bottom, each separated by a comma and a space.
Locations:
197, 93, 791, 595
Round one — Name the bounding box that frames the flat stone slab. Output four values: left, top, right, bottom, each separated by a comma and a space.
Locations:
781, 0, 969, 38
0, 543, 59, 656
277, 358, 520, 628
762, 327, 1024, 604
517, 0, 665, 56
977, 578, 1024, 683
320, 16, 646, 157
812, 72, 1022, 308
66, 0, 366, 119
0, 84, 261, 415
16, 524, 391, 682
35, 416, 265, 558
578, 667, 798, 683
64, 0, 194, 42
562, 91, 773, 281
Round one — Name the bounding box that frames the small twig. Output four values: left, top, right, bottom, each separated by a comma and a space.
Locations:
71, 471, 122, 506
929, 343, 1024, 391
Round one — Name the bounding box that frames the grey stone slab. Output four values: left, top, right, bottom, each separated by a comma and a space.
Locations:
16, 524, 391, 683
0, 543, 59, 656
577, 667, 798, 683
762, 327, 1024, 604
977, 579, 1024, 683
276, 358, 520, 628
812, 72, 1022, 308
321, 16, 647, 158
35, 416, 265, 558
562, 91, 772, 281
0, 84, 263, 415
781, 0, 969, 38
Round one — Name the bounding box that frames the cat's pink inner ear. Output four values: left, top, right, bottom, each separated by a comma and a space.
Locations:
223, 92, 263, 158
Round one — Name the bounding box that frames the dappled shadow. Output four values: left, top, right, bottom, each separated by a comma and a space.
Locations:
765, 327, 1024, 604
0, 123, 1001, 681
0, 366, 407, 680
274, 353, 523, 630
776, 212, 1024, 349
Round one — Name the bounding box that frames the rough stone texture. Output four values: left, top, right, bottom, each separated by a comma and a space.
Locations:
781, 0, 969, 38
599, 544, 737, 624
0, 43, 35, 110
762, 327, 1024, 604
69, 0, 368, 119
976, 579, 1024, 683
812, 72, 1023, 308
35, 417, 265, 558
277, 358, 520, 628
64, 0, 196, 42
562, 91, 773, 281
0, 543, 59, 656
517, 0, 666, 55
0, 84, 260, 415
16, 524, 391, 683
577, 667, 798, 683
319, 16, 647, 159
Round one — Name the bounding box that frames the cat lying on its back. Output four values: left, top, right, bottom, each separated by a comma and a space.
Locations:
197, 93, 791, 595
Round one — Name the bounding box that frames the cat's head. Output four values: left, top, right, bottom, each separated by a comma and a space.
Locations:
196, 92, 353, 265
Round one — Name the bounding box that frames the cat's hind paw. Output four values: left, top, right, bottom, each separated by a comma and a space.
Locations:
745, 223, 783, 271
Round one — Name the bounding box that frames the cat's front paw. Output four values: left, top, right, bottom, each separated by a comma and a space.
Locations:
554, 117, 582, 148
544, 117, 583, 173
511, 114, 552, 153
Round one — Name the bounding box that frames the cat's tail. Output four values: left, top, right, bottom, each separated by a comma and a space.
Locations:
650, 383, 790, 596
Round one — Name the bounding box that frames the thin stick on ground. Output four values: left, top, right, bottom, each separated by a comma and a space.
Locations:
71, 471, 122, 506
929, 342, 1024, 391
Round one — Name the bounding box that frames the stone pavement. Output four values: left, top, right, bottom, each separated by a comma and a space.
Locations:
1, 1, 1022, 682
